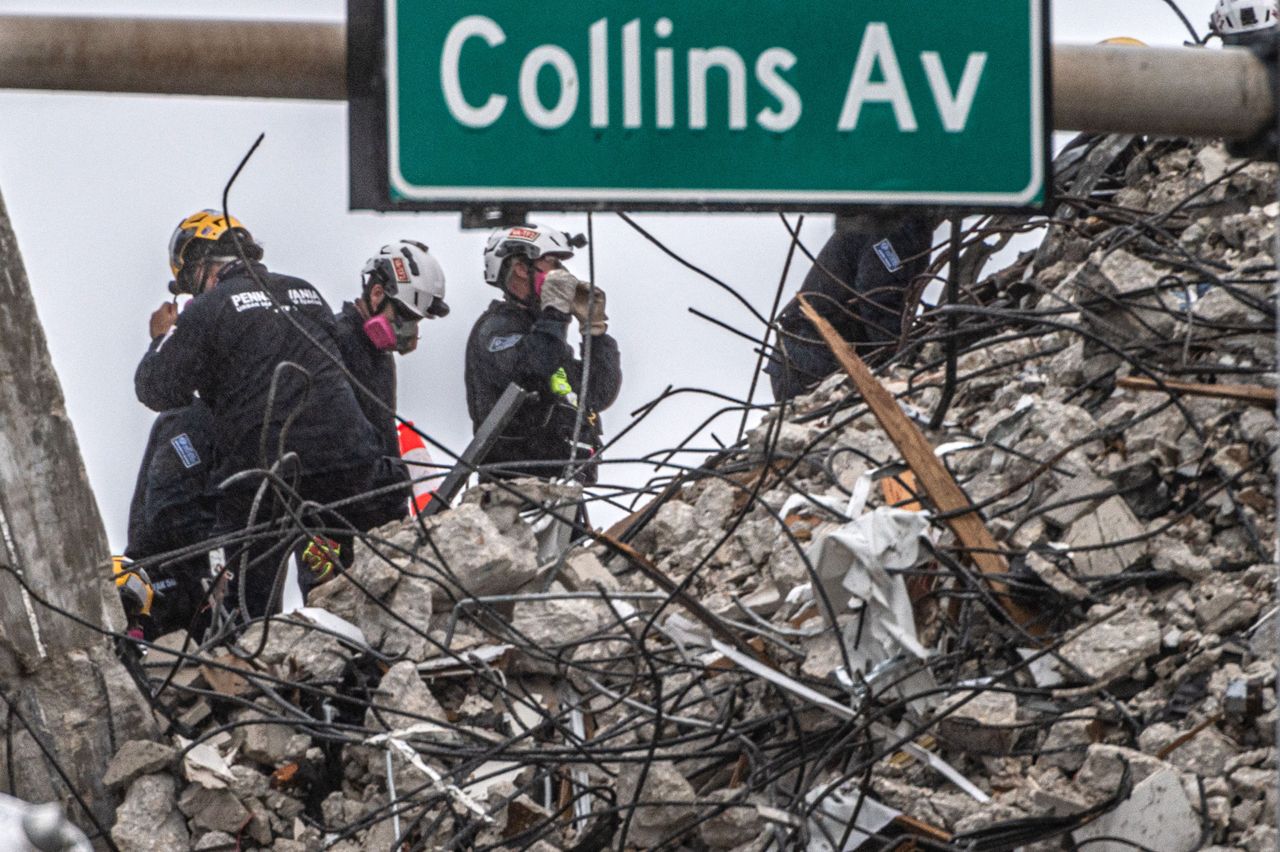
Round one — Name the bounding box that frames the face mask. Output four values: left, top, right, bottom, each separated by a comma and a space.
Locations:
393, 319, 419, 355
363, 314, 398, 351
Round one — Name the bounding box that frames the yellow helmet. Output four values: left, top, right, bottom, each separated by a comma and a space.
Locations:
1097, 37, 1148, 46
168, 209, 258, 283
113, 556, 154, 617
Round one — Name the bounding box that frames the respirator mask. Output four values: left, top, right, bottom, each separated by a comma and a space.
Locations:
364, 312, 418, 354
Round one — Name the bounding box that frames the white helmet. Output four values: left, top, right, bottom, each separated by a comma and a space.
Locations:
482, 224, 582, 287
1211, 0, 1277, 35
362, 240, 449, 319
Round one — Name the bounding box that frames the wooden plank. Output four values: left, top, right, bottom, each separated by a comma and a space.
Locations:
1118, 375, 1276, 408
893, 813, 954, 842
797, 298, 1038, 629
881, 471, 922, 512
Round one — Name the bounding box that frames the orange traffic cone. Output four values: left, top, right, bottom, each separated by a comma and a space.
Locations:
397, 422, 435, 515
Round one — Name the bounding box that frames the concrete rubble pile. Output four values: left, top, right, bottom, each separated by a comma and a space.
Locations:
104, 138, 1276, 851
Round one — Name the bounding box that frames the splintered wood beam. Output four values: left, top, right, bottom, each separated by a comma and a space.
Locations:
797, 298, 1039, 629
1117, 376, 1277, 409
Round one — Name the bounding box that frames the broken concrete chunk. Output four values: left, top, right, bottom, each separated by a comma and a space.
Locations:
615, 761, 697, 848
1072, 768, 1201, 852
234, 706, 301, 767
194, 831, 236, 850
112, 774, 190, 852
282, 622, 352, 683
1136, 721, 1179, 756
306, 552, 400, 622
560, 549, 620, 592
696, 789, 762, 850
416, 503, 540, 604
1162, 726, 1241, 777
103, 740, 176, 790
736, 582, 783, 617
632, 500, 697, 557
178, 785, 251, 835
1229, 766, 1273, 800
1043, 473, 1111, 529
1035, 716, 1095, 774
511, 597, 610, 650
1025, 551, 1089, 600
1064, 496, 1146, 578
1055, 606, 1161, 684
937, 689, 1018, 755
1195, 578, 1261, 635
1074, 745, 1169, 796
1151, 539, 1213, 581
380, 574, 436, 660
365, 660, 448, 734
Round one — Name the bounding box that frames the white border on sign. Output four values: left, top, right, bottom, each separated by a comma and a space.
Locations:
385, 0, 1045, 206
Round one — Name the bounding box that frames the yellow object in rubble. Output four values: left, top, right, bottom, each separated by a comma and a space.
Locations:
112, 555, 154, 617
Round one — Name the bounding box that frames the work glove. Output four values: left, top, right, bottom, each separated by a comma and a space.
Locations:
301, 536, 342, 584
538, 269, 578, 316
571, 283, 609, 336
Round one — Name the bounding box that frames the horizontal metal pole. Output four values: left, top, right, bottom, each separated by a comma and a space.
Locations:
0, 15, 345, 100
1053, 43, 1275, 138
0, 17, 1273, 139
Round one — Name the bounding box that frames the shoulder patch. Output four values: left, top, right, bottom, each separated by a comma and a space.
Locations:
487, 333, 523, 353
873, 239, 903, 273
170, 433, 201, 469
287, 288, 324, 308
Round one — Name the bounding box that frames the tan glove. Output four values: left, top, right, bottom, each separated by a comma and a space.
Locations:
571, 283, 609, 336
538, 269, 578, 315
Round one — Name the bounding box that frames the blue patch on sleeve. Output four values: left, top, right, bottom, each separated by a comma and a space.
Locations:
488, 333, 523, 353
873, 239, 903, 273
170, 434, 201, 469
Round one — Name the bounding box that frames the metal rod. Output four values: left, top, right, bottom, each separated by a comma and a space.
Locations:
929, 218, 963, 429
1052, 43, 1275, 138
0, 16, 345, 100
0, 20, 1272, 140
421, 382, 534, 517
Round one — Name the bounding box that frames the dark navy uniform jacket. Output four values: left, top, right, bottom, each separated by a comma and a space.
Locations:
332, 302, 398, 461
124, 399, 216, 560
767, 218, 934, 401
332, 301, 410, 527
135, 261, 381, 486
464, 300, 621, 481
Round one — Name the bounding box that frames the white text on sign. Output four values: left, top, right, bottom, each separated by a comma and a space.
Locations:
439, 17, 989, 134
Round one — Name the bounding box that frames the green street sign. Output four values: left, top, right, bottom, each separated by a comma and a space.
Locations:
349, 0, 1048, 212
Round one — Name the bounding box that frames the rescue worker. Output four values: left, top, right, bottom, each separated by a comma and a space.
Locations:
1211, 0, 1277, 46
135, 209, 384, 620
121, 398, 216, 639
766, 213, 935, 402
332, 240, 450, 528
1209, 1, 1278, 160
465, 224, 621, 483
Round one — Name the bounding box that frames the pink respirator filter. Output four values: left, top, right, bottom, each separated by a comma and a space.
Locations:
363, 315, 398, 351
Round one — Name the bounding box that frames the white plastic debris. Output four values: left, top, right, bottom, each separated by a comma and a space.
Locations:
178, 738, 237, 790
806, 787, 900, 851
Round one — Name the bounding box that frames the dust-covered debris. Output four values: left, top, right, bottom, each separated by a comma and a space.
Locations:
78, 138, 1279, 850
